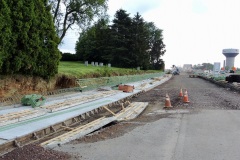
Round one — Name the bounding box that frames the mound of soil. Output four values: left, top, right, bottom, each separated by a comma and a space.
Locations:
0, 144, 70, 160
0, 75, 77, 99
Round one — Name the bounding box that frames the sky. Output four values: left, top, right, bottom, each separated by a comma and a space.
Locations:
59, 0, 240, 69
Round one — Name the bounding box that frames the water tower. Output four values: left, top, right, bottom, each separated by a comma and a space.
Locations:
222, 49, 239, 69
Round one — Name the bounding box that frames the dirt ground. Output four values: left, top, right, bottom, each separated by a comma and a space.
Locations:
0, 75, 76, 99
2, 74, 240, 159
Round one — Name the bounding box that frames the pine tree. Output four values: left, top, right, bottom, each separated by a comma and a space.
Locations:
131, 13, 150, 69
35, 0, 61, 78
75, 18, 113, 64
1, 0, 60, 78
75, 27, 97, 62
147, 22, 166, 70
0, 0, 11, 71
111, 9, 132, 67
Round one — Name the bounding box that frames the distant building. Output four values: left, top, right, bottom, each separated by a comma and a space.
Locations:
183, 64, 192, 71
213, 62, 221, 73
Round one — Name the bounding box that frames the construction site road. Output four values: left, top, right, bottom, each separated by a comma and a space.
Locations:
53, 73, 240, 160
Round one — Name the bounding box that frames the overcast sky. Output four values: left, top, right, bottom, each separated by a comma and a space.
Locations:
59, 0, 240, 69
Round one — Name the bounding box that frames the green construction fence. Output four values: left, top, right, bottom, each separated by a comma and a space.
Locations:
76, 72, 165, 91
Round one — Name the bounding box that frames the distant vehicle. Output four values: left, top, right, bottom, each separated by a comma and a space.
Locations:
172, 70, 180, 75
172, 65, 180, 75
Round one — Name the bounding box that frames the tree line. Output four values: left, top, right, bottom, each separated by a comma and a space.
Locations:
74, 9, 166, 70
193, 63, 214, 70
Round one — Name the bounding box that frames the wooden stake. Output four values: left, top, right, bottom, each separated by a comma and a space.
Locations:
103, 106, 116, 116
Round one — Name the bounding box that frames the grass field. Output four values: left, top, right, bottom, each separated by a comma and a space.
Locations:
58, 61, 162, 78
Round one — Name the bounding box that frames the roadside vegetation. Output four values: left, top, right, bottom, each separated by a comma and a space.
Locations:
58, 61, 162, 78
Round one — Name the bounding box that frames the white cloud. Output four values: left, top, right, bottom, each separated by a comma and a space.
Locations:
58, 27, 79, 54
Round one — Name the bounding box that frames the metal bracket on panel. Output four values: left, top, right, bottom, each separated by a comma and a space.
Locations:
94, 108, 99, 114
50, 126, 56, 132
81, 114, 86, 120
62, 122, 67, 126
14, 140, 20, 147
32, 132, 39, 140
72, 117, 78, 123
121, 103, 125, 110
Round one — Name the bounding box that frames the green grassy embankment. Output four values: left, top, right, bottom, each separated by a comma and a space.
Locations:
58, 61, 161, 78
0, 61, 163, 98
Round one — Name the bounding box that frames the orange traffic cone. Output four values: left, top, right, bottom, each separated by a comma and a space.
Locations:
164, 93, 172, 108
166, 93, 169, 98
179, 88, 183, 97
183, 90, 190, 103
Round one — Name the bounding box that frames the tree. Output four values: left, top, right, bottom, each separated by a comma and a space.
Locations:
49, 0, 108, 43
0, 0, 11, 70
202, 63, 213, 70
147, 22, 166, 70
93, 18, 113, 63
131, 13, 150, 69
1, 0, 61, 79
75, 9, 166, 70
193, 63, 213, 70
75, 26, 97, 62
111, 9, 132, 67
61, 52, 79, 61
75, 18, 112, 63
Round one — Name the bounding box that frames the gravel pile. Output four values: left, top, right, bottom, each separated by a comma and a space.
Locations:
0, 144, 71, 160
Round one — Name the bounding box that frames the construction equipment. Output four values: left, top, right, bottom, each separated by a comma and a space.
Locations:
225, 74, 240, 83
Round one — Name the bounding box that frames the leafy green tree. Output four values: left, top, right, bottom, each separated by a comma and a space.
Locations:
49, 0, 108, 43
75, 18, 112, 63
193, 63, 213, 70
0, 0, 11, 70
147, 22, 166, 70
111, 9, 132, 67
202, 63, 213, 70
1, 0, 60, 78
61, 52, 79, 61
75, 27, 97, 62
